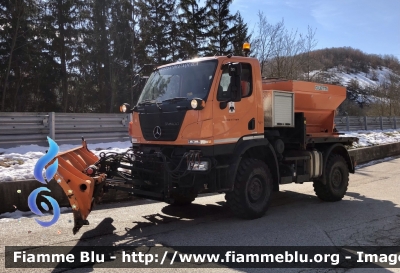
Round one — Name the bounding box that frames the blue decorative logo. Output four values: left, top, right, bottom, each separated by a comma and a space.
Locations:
28, 187, 60, 227
33, 137, 59, 183
28, 137, 61, 227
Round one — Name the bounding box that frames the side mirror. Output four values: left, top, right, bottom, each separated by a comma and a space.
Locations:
132, 74, 141, 87
228, 63, 242, 102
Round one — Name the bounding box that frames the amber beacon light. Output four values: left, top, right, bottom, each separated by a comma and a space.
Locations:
243, 42, 250, 57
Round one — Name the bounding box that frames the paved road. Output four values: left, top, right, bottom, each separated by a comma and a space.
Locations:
1, 158, 400, 273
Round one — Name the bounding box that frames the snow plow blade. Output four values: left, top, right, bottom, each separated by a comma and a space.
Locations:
51, 140, 106, 234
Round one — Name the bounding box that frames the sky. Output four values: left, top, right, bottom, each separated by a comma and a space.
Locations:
230, 0, 400, 57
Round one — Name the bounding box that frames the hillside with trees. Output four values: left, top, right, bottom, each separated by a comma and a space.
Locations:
1, 0, 399, 115
297, 48, 400, 117
247, 10, 400, 117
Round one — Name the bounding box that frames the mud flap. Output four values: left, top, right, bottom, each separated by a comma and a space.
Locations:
50, 140, 106, 234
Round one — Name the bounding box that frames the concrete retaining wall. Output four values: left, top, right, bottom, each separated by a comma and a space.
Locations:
1, 142, 400, 215
348, 142, 400, 165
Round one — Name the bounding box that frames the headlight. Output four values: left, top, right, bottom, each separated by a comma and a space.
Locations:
190, 98, 205, 110
188, 161, 209, 171
191, 99, 198, 109
119, 103, 130, 113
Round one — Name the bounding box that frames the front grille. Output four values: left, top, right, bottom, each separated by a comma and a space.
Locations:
139, 111, 186, 141
142, 124, 179, 141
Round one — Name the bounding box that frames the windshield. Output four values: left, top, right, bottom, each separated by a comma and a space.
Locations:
137, 60, 218, 104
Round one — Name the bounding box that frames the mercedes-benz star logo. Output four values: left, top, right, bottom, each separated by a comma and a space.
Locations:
153, 126, 162, 139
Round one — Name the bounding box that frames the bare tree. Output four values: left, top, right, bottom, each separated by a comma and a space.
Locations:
368, 72, 400, 116
250, 11, 284, 76
251, 12, 318, 80
301, 25, 318, 81
370, 82, 389, 116
270, 27, 305, 79
386, 73, 400, 116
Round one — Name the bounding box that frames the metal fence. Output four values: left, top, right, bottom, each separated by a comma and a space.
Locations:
334, 116, 400, 131
1, 112, 400, 148
0, 112, 131, 147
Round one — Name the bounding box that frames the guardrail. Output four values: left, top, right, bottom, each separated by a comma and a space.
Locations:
0, 112, 131, 147
1, 112, 400, 148
334, 116, 400, 131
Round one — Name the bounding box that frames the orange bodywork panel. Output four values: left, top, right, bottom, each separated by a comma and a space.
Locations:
262, 80, 346, 137
49, 140, 105, 234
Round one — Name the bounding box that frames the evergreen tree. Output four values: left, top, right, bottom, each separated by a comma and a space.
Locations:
231, 11, 251, 56
42, 0, 86, 112
86, 0, 114, 112
0, 0, 61, 112
178, 0, 207, 59
128, 0, 151, 84
169, 7, 181, 62
138, 0, 177, 64
204, 0, 236, 56
108, 0, 135, 112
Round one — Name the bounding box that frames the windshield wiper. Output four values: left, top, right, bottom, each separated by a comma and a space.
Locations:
138, 99, 154, 105
162, 97, 188, 103
138, 99, 162, 109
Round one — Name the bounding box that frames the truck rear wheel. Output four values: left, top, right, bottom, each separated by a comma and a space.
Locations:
225, 158, 273, 219
313, 154, 349, 201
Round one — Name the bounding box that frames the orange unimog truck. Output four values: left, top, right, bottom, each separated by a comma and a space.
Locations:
53, 44, 357, 233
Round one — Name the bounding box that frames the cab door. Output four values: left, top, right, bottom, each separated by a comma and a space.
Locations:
212, 61, 257, 145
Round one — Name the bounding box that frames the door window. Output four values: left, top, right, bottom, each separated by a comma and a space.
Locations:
217, 63, 252, 101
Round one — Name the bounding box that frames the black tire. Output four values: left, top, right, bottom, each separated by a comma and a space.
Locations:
225, 158, 273, 219
168, 192, 197, 206
313, 154, 349, 201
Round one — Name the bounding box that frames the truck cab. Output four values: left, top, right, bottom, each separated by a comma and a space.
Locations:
128, 56, 265, 149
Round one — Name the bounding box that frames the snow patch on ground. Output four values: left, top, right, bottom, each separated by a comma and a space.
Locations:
341, 129, 400, 148
0, 141, 131, 182
0, 207, 72, 222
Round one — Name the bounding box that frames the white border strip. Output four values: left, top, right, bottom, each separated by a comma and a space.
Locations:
214, 135, 264, 144
243, 135, 264, 141
214, 138, 239, 144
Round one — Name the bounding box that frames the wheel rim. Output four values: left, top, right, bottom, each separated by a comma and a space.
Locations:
248, 176, 263, 202
331, 168, 343, 189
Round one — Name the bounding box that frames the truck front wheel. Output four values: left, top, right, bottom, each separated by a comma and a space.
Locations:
313, 154, 349, 201
225, 159, 273, 219
168, 192, 197, 206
